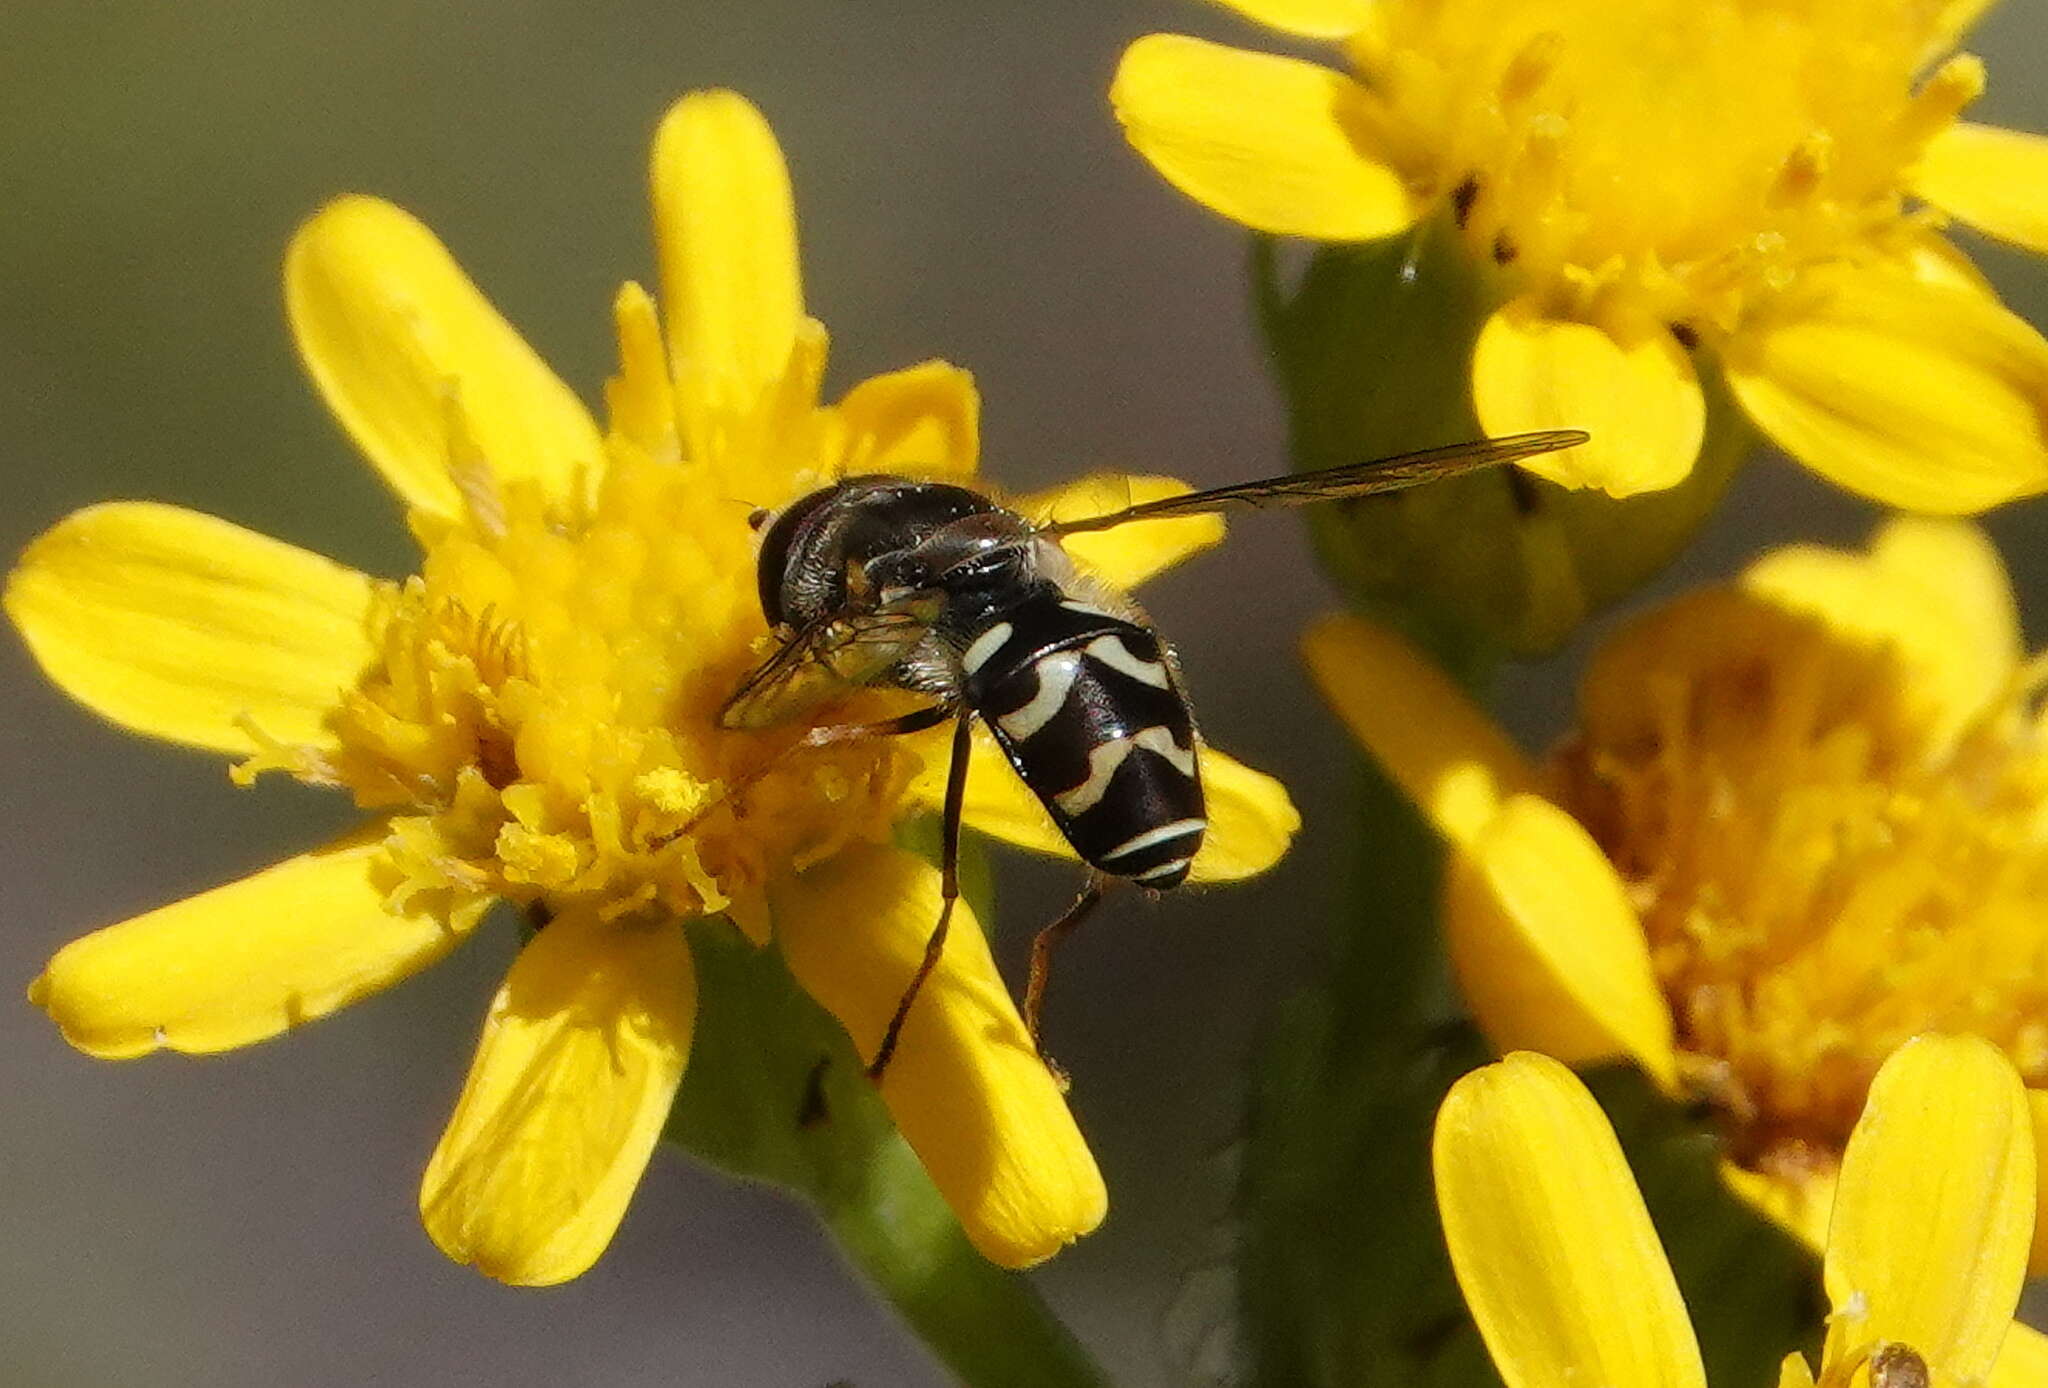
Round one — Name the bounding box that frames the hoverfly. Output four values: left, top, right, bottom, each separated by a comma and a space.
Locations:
721, 430, 1588, 1079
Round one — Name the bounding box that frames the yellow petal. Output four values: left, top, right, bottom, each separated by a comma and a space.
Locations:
1777, 1353, 1818, 1388
30, 833, 483, 1059
832, 360, 981, 481
1472, 305, 1704, 498
1824, 1035, 2034, 1385
1991, 1324, 2048, 1388
285, 196, 602, 518
1301, 613, 1536, 845
909, 727, 1298, 884
650, 90, 804, 414
1914, 123, 2048, 256
1434, 1052, 1706, 1388
1187, 747, 1300, 883
2032, 1089, 2048, 1277
1725, 265, 2048, 513
1718, 1160, 1836, 1255
1445, 795, 1678, 1087
1870, 516, 2021, 676
1896, 230, 1996, 297
6, 503, 375, 755
420, 908, 695, 1287
1925, 0, 1996, 58
1019, 474, 1226, 591
605, 280, 680, 464
1208, 0, 1373, 38
1742, 518, 2020, 748
1111, 34, 1415, 241
771, 844, 1106, 1268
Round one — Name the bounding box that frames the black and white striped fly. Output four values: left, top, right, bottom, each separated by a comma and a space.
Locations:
720, 429, 1587, 1080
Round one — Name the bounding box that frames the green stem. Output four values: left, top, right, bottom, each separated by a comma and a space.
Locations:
667, 918, 1110, 1388
820, 1136, 1111, 1388
1239, 228, 1802, 1387
1237, 653, 1502, 1388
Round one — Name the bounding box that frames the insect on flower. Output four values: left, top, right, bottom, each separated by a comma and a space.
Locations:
725, 429, 1587, 1076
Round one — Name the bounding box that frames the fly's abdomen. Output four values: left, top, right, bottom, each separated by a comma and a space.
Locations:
964, 597, 1206, 889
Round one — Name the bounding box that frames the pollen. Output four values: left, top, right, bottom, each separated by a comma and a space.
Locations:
257, 450, 912, 935
1549, 589, 2048, 1176
1350, 0, 1974, 329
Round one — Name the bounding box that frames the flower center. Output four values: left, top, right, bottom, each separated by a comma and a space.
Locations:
252, 453, 912, 937
1548, 590, 2048, 1177
1352, 0, 1979, 326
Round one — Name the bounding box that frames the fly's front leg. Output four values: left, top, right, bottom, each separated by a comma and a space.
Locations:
866, 704, 975, 1083
801, 701, 955, 747
656, 703, 955, 853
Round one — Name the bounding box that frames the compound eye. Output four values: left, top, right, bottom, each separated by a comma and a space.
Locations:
747, 507, 771, 532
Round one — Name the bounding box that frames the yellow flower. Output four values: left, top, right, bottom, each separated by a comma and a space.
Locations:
1114, 0, 2048, 511
1304, 516, 2048, 1370
6, 91, 1299, 1286
1435, 1038, 2036, 1388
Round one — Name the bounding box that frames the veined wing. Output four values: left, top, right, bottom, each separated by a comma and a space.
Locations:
1036, 431, 1589, 539
718, 592, 944, 731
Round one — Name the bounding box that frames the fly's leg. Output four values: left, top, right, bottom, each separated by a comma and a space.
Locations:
653, 703, 954, 852
801, 702, 955, 746
1024, 874, 1109, 1091
867, 705, 975, 1083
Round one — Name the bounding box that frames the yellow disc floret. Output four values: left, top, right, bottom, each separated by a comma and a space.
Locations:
247, 453, 910, 940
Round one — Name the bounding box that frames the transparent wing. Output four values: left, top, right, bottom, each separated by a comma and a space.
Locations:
718, 592, 944, 731
1036, 430, 1589, 539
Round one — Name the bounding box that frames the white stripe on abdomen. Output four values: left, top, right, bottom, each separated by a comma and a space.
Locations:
995, 650, 1084, 741
1054, 726, 1195, 816
1100, 817, 1207, 863
1084, 633, 1170, 689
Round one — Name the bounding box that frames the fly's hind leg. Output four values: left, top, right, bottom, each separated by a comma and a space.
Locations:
1024, 873, 1109, 1091
866, 705, 976, 1083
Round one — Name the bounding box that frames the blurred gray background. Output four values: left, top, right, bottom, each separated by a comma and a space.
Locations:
5, 3, 2048, 1385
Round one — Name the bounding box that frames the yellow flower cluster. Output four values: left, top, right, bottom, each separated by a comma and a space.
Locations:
1310, 518, 2048, 1379
6, 92, 1299, 1285
1117, 0, 2048, 510
14, 1, 2048, 1367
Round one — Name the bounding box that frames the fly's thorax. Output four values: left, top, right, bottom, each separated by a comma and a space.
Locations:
752, 475, 1032, 629
962, 590, 1206, 889
870, 516, 1041, 626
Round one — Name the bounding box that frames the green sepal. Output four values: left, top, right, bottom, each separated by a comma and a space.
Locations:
1255, 226, 1751, 656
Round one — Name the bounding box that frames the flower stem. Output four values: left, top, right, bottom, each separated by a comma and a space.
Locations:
819, 1135, 1112, 1388
1237, 677, 1503, 1388
667, 919, 1111, 1388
